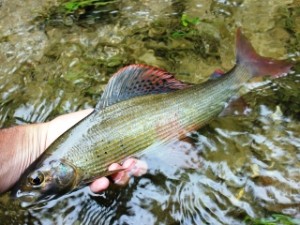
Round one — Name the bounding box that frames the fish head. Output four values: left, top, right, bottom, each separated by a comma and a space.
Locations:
11, 159, 77, 207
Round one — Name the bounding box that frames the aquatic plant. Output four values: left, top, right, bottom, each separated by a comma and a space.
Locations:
63, 0, 117, 13
244, 214, 300, 225
171, 13, 201, 38
180, 13, 201, 27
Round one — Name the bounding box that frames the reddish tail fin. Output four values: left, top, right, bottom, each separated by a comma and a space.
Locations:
236, 28, 293, 78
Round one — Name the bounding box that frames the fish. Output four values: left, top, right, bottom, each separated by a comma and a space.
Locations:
11, 28, 292, 206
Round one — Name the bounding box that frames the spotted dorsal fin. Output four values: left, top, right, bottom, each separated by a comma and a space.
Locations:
96, 64, 191, 110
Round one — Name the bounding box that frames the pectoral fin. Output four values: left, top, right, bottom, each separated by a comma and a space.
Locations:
82, 168, 126, 184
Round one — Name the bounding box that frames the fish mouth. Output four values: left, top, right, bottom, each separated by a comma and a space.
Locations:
11, 189, 44, 208
11, 188, 56, 208
14, 189, 39, 202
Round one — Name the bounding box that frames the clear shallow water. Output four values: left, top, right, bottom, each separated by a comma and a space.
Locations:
0, 0, 299, 224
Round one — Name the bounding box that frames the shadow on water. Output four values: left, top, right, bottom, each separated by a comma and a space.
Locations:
0, 0, 300, 224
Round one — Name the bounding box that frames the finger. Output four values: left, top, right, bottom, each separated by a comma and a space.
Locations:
89, 163, 126, 193
110, 159, 148, 185
89, 177, 110, 193
109, 163, 129, 186
89, 159, 148, 193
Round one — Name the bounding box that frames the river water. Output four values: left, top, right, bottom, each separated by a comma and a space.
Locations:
0, 0, 299, 224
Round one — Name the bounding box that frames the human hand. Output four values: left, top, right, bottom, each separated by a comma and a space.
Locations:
0, 109, 147, 194
90, 158, 147, 192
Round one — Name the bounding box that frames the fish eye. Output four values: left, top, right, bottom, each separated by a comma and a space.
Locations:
28, 171, 44, 186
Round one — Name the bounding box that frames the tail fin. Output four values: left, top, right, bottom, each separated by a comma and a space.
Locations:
236, 28, 293, 78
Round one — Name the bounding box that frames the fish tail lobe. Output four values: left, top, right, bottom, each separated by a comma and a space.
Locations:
236, 28, 293, 78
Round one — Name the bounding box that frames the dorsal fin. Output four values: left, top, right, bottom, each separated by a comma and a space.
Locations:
96, 64, 191, 110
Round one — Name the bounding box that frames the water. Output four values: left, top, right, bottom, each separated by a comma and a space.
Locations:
0, 0, 300, 224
